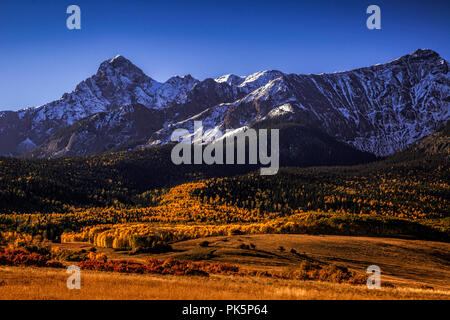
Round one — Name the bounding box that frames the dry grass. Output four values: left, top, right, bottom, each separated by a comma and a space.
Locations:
167, 234, 450, 289
2, 234, 449, 300
1, 266, 449, 300
50, 234, 450, 290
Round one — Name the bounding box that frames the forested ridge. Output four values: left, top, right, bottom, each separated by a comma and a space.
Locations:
0, 124, 378, 214
0, 123, 448, 245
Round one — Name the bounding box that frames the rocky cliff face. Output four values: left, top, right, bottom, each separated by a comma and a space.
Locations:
150, 49, 450, 156
1, 49, 448, 158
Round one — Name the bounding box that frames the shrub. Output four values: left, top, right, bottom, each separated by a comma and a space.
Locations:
51, 248, 89, 262
130, 235, 172, 253
78, 257, 240, 277
199, 240, 210, 247
0, 248, 62, 268
292, 261, 365, 284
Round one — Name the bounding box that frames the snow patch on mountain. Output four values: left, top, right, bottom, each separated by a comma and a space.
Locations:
215, 74, 245, 86
17, 138, 36, 153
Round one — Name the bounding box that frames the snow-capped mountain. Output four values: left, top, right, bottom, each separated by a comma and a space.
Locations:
150, 49, 450, 156
0, 49, 448, 158
0, 55, 198, 156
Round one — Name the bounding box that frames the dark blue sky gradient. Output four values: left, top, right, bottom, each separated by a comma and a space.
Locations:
0, 0, 449, 110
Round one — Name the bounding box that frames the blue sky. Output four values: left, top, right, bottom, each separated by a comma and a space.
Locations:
0, 0, 449, 110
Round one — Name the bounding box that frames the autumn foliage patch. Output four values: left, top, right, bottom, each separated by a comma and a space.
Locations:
77, 256, 365, 284
0, 247, 63, 268
78, 257, 239, 277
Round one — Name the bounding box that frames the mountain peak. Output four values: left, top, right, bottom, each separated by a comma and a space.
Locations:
215, 74, 245, 86
101, 54, 131, 66
109, 54, 125, 62
392, 48, 442, 64
97, 55, 146, 77
411, 48, 439, 58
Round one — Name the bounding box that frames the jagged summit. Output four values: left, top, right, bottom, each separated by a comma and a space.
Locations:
410, 48, 440, 58
110, 54, 125, 62
385, 48, 444, 67
215, 74, 245, 86
102, 54, 132, 66
96, 54, 147, 79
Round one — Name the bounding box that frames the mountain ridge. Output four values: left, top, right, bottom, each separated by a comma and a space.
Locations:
1, 49, 448, 158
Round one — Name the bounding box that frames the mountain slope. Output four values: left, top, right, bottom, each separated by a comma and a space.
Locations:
28, 104, 169, 158
387, 121, 449, 163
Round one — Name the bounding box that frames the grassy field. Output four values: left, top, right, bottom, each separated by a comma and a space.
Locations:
62, 234, 450, 290
1, 234, 449, 299
1, 266, 449, 300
